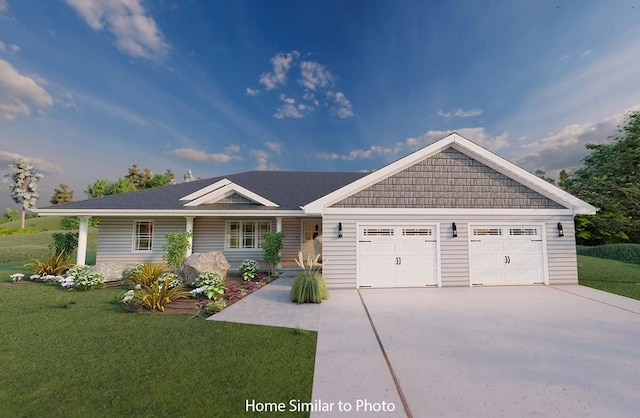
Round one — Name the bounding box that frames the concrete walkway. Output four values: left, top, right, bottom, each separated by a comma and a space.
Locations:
207, 273, 321, 331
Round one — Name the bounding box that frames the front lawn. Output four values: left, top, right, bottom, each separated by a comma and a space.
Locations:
577, 254, 640, 300
0, 285, 317, 417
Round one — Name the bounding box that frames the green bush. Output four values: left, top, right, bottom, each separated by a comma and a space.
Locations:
576, 244, 640, 265
239, 259, 260, 281
126, 261, 166, 286
262, 232, 284, 276
162, 231, 192, 270
25, 253, 74, 276
290, 273, 328, 304
60, 216, 99, 230
49, 232, 79, 258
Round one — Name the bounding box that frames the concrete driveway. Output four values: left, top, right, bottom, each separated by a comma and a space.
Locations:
312, 285, 640, 417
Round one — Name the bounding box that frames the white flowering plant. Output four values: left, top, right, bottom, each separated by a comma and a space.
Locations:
239, 259, 260, 281
158, 272, 183, 289
10, 273, 24, 282
193, 271, 225, 300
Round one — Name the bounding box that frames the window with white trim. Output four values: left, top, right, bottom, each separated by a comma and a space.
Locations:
226, 221, 271, 249
133, 221, 154, 252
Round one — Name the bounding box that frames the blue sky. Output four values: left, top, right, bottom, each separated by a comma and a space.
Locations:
1, 0, 640, 210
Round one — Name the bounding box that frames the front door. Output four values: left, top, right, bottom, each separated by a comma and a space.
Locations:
301, 220, 322, 264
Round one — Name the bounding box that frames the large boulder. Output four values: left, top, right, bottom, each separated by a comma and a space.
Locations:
183, 252, 230, 282
90, 262, 132, 282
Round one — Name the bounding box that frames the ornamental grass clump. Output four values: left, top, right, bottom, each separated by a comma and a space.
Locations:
126, 260, 166, 287
290, 252, 328, 304
25, 252, 74, 276
132, 279, 191, 312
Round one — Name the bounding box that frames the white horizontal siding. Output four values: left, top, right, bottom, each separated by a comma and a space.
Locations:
323, 213, 578, 288
96, 217, 186, 265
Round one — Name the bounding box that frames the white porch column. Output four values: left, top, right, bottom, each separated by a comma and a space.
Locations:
185, 216, 194, 258
77, 215, 90, 266
276, 217, 283, 268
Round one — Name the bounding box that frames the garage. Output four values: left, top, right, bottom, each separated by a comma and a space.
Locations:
469, 224, 546, 286
357, 224, 439, 288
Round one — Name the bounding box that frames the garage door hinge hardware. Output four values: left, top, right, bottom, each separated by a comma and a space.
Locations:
471, 239, 481, 242
504, 256, 511, 264
532, 239, 542, 242
359, 240, 371, 243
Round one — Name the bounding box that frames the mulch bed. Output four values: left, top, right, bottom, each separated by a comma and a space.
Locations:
130, 272, 277, 315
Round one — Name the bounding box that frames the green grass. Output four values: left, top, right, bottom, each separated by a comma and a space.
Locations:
0, 228, 98, 264
577, 255, 640, 300
0, 215, 65, 231
577, 243, 640, 265
0, 285, 317, 417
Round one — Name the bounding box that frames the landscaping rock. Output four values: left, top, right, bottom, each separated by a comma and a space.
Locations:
90, 262, 131, 282
184, 252, 230, 282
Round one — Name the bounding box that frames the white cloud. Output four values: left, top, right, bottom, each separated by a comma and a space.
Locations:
327, 91, 354, 119
303, 92, 319, 106
515, 106, 640, 174
169, 148, 233, 163
251, 150, 278, 170
225, 144, 240, 153
0, 0, 7, 12
315, 127, 507, 161
298, 61, 335, 91
258, 50, 299, 91
279, 94, 295, 104
0, 58, 53, 120
265, 142, 281, 154
65, 0, 168, 59
0, 151, 62, 174
273, 94, 313, 119
437, 108, 483, 118
245, 87, 260, 96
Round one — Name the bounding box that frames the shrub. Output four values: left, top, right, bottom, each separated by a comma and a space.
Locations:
262, 232, 284, 276
290, 251, 328, 304
161, 231, 193, 270
0, 228, 39, 236
65, 265, 105, 291
158, 272, 183, 289
576, 244, 640, 265
126, 260, 166, 287
198, 299, 227, 315
239, 259, 260, 281
192, 271, 225, 300
10, 273, 24, 282
132, 279, 191, 312
49, 232, 79, 259
60, 216, 99, 230
25, 252, 74, 276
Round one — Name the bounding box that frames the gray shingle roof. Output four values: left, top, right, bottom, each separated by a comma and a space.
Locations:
40, 171, 367, 211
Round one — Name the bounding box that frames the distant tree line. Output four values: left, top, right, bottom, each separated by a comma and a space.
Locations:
536, 110, 640, 245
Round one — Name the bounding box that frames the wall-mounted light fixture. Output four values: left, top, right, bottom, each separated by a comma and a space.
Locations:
338, 222, 343, 238
557, 222, 564, 237
452, 222, 458, 238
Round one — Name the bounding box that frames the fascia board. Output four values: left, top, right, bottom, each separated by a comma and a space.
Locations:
449, 138, 597, 214
183, 183, 279, 207
179, 179, 232, 201
35, 208, 301, 217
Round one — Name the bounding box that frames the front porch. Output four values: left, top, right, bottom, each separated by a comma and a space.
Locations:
75, 215, 323, 271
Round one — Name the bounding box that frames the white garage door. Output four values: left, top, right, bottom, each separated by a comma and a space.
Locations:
358, 225, 439, 288
469, 225, 546, 286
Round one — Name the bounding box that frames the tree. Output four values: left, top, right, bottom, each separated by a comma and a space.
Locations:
125, 164, 144, 189
1, 157, 44, 229
0, 208, 19, 223
50, 183, 74, 205
143, 174, 171, 189
110, 177, 136, 194
567, 110, 640, 244
183, 169, 195, 182
86, 179, 110, 198
534, 169, 556, 185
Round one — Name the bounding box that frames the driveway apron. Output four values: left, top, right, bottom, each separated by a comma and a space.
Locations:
359, 285, 640, 418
